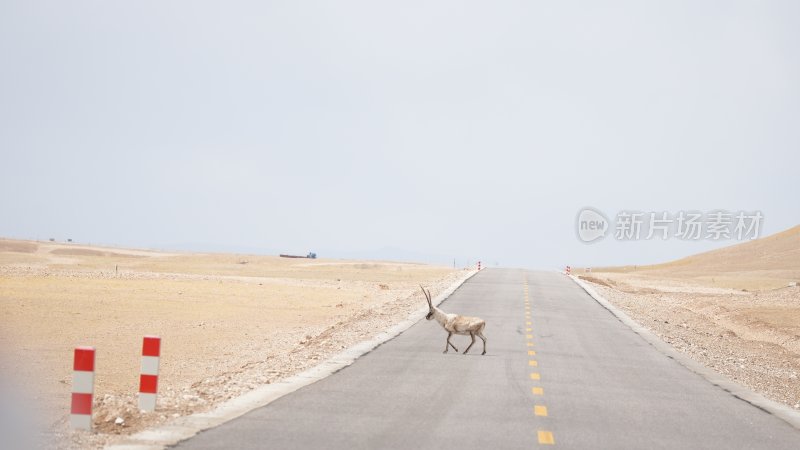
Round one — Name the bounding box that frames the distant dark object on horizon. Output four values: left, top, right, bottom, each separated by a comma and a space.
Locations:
280, 252, 317, 259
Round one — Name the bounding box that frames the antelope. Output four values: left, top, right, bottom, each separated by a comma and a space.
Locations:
421, 286, 487, 355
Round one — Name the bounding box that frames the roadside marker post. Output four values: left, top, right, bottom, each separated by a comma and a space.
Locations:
565, 266, 571, 275
138, 336, 161, 412
70, 346, 95, 430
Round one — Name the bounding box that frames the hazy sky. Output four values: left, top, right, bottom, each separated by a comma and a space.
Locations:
1, 1, 798, 269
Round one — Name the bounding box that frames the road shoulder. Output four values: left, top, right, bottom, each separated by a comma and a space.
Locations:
569, 274, 800, 431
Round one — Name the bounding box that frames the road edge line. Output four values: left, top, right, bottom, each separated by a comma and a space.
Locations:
568, 273, 800, 431
105, 269, 480, 450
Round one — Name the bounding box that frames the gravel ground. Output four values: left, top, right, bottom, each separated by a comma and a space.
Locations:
0, 239, 472, 449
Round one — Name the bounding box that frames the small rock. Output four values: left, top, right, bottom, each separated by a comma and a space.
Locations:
115, 417, 124, 425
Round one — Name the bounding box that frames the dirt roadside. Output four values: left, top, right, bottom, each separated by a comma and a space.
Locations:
0, 239, 471, 449
577, 272, 800, 412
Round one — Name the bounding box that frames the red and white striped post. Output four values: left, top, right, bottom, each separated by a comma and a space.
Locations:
138, 336, 161, 412
565, 265, 571, 275
477, 261, 481, 271
71, 346, 95, 430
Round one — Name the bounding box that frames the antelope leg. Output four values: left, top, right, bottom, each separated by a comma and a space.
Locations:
445, 332, 458, 353
464, 332, 476, 355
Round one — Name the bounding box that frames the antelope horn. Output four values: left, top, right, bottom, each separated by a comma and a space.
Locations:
420, 285, 432, 306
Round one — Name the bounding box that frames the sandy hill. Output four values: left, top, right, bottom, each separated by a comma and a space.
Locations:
597, 225, 800, 290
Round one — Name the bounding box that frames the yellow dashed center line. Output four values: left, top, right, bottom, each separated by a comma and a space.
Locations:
525, 277, 555, 446
538, 430, 555, 445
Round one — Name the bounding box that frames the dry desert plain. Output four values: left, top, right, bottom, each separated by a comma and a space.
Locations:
577, 225, 800, 412
2, 227, 799, 448
0, 239, 470, 449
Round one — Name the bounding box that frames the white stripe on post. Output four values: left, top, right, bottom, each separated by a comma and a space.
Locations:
141, 356, 159, 375
139, 393, 157, 412
70, 346, 95, 430
72, 371, 94, 394
138, 336, 161, 412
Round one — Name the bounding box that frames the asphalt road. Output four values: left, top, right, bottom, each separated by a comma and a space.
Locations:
175, 269, 800, 449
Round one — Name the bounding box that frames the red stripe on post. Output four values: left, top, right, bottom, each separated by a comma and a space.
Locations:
71, 393, 93, 415
140, 374, 158, 394
73, 347, 95, 372
142, 336, 161, 357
